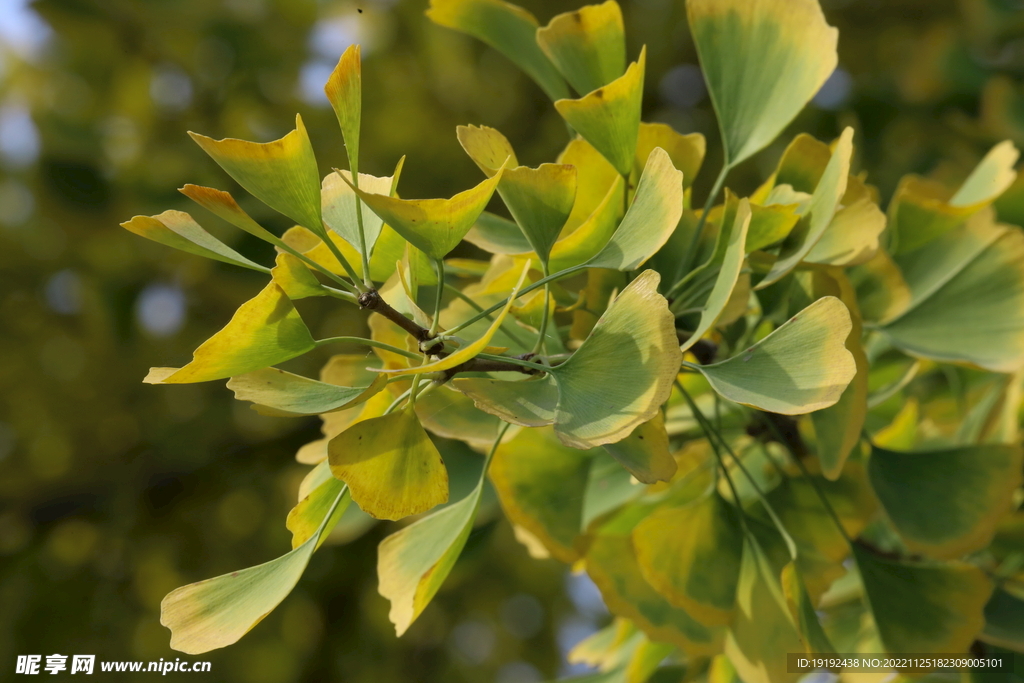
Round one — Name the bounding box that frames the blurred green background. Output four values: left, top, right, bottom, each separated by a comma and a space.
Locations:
1, 0, 1022, 680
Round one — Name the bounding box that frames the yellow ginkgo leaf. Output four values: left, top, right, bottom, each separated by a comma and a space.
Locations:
325, 44, 361, 176
144, 282, 316, 384
121, 211, 268, 272
554, 47, 646, 176
537, 1, 626, 96
179, 184, 282, 246
271, 252, 325, 299
328, 408, 449, 521
189, 114, 323, 235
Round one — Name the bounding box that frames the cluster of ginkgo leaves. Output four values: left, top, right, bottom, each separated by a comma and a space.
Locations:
121, 0, 1024, 679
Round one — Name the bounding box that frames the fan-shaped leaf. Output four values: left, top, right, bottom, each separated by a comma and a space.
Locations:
347, 169, 504, 260
601, 412, 676, 484
426, 0, 569, 101
144, 282, 315, 384
179, 184, 282, 246
325, 44, 361, 176
558, 136, 623, 234
853, 543, 993, 655
868, 443, 1024, 559
633, 492, 745, 626
121, 211, 268, 272
687, 0, 838, 166
550, 270, 681, 448
696, 296, 855, 414
328, 409, 449, 521
321, 162, 402, 256
286, 463, 350, 549
636, 122, 705, 188
554, 47, 646, 176
271, 252, 325, 299
537, 1, 626, 96
588, 148, 684, 271
189, 115, 323, 235
548, 177, 624, 272
453, 375, 559, 427
227, 367, 386, 417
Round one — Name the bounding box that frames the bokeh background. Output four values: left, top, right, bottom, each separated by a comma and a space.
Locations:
1, 0, 1023, 681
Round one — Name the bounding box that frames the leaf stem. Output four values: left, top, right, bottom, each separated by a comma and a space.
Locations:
319, 223, 366, 292
345, 169, 373, 291
476, 353, 550, 373
671, 164, 729, 291
315, 336, 421, 360
444, 283, 529, 347
482, 421, 512, 476
430, 258, 445, 337
532, 263, 552, 355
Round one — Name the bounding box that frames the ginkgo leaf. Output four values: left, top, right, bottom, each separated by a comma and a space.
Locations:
881, 214, 1024, 372
452, 375, 559, 427
549, 270, 681, 448
678, 198, 752, 350
548, 177, 624, 272
980, 588, 1024, 651
687, 0, 838, 167
226, 367, 387, 417
756, 128, 853, 289
557, 136, 623, 234
724, 538, 804, 683
464, 211, 533, 254
271, 252, 325, 299
554, 47, 646, 176
537, 1, 626, 96
889, 141, 1019, 254
160, 488, 346, 654
179, 184, 282, 246
780, 563, 834, 655
426, 0, 570, 101
868, 443, 1024, 559
804, 176, 886, 267
745, 202, 800, 254
636, 122, 705, 188
347, 169, 505, 260
457, 125, 519, 177
328, 409, 449, 521
601, 412, 677, 484
374, 263, 530, 377
189, 114, 323, 235
286, 463, 351, 549
497, 164, 578, 264
325, 44, 361, 176
588, 148, 684, 271
853, 543, 993, 655
695, 296, 855, 415
414, 385, 516, 452
489, 426, 593, 563
848, 248, 911, 324
586, 502, 724, 655
581, 452, 644, 530
121, 211, 268, 272
144, 282, 316, 384
322, 162, 402, 256
808, 270, 868, 480
378, 470, 486, 636
633, 491, 745, 626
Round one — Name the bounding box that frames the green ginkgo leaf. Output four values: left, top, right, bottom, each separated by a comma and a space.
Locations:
780, 563, 835, 655
189, 114, 323, 235
867, 443, 1024, 559
489, 426, 593, 563
756, 128, 853, 289
633, 492, 745, 626
554, 47, 646, 176
678, 198, 752, 349
537, 1, 626, 96
286, 462, 351, 549
588, 148, 684, 271
464, 211, 534, 254
144, 282, 316, 385
695, 296, 855, 415
426, 0, 570, 101
635, 122, 705, 188
601, 412, 677, 484
557, 136, 623, 234
586, 502, 724, 656
805, 176, 886, 267
325, 44, 361, 177
848, 248, 911, 324
889, 141, 1019, 254
226, 367, 387, 417
980, 588, 1024, 651
160, 488, 346, 654
378, 468, 486, 636
687, 0, 838, 167
497, 164, 578, 264
328, 409, 449, 521
121, 211, 268, 272
414, 385, 516, 452
347, 169, 505, 260
179, 184, 283, 246
724, 538, 804, 683
853, 543, 993, 655
453, 374, 559, 427
271, 252, 326, 299
881, 214, 1024, 372
745, 201, 800, 253
581, 452, 645, 530
321, 161, 402, 256
550, 270, 681, 448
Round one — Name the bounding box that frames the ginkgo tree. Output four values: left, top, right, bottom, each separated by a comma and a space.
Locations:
121, 0, 1024, 679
